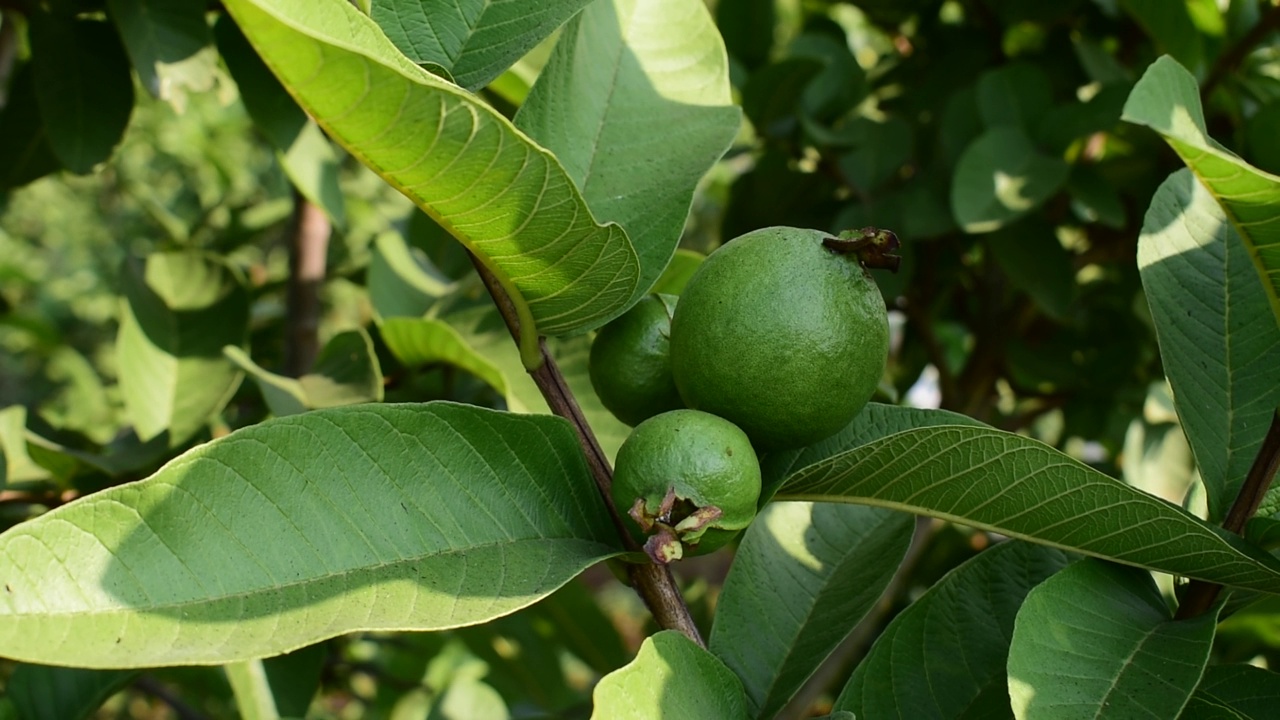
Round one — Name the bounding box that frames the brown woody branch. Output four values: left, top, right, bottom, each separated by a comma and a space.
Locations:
468, 253, 705, 646
1201, 4, 1280, 102
283, 191, 331, 377
1176, 409, 1280, 620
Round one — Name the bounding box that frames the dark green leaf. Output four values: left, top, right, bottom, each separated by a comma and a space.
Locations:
951, 127, 1069, 233
8, 664, 136, 720
987, 217, 1075, 319
1137, 169, 1280, 521
1008, 559, 1218, 719
0, 64, 61, 192
515, 0, 740, 305
836, 541, 1071, 718
106, 0, 214, 100
1183, 665, 1280, 719
370, 0, 594, 91
741, 58, 824, 138
776, 425, 1280, 595
977, 62, 1053, 131
710, 503, 912, 719
29, 13, 135, 173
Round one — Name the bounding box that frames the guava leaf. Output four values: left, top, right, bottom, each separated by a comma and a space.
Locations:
116, 253, 249, 447
367, 232, 458, 320
591, 631, 750, 720
28, 13, 135, 174
7, 664, 136, 720
379, 307, 631, 460
1123, 55, 1280, 329
976, 61, 1052, 131
1183, 665, 1280, 719
515, 0, 740, 305
776, 425, 1280, 595
1137, 169, 1280, 521
224, 329, 384, 416
951, 127, 1069, 234
1008, 559, 1219, 720
650, 249, 704, 296
369, 0, 594, 91
0, 65, 61, 192
709, 503, 912, 719
221, 0, 640, 354
836, 541, 1071, 718
0, 404, 620, 667
760, 403, 982, 504
106, 0, 215, 102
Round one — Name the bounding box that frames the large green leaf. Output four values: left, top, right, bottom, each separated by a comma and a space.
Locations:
214, 17, 346, 228
116, 253, 249, 446
951, 127, 1069, 234
1123, 56, 1280, 327
7, 664, 136, 720
370, 0, 594, 91
0, 403, 620, 667
28, 14, 135, 173
379, 307, 631, 460
760, 404, 982, 504
709, 503, 912, 719
106, 0, 216, 102
836, 541, 1071, 718
1008, 559, 1219, 719
222, 0, 640, 359
515, 0, 740, 303
1182, 665, 1280, 719
776, 426, 1280, 594
1137, 169, 1280, 521
591, 631, 749, 720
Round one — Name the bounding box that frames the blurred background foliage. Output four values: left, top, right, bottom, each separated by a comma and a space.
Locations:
1, 0, 1279, 717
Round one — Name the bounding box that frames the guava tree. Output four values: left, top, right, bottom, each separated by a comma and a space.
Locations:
1, 0, 1280, 718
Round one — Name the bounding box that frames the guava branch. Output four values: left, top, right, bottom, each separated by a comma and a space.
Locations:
468, 253, 706, 646
1176, 408, 1280, 620
1201, 4, 1280, 101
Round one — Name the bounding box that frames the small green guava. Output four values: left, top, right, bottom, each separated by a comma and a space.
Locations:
589, 294, 684, 427
669, 226, 894, 451
611, 409, 761, 564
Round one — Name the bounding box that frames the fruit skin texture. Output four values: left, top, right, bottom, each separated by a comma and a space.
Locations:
669, 226, 889, 451
611, 409, 761, 560
589, 294, 684, 427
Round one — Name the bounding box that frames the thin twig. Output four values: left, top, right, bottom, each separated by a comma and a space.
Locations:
283, 190, 331, 377
1201, 3, 1280, 102
467, 252, 705, 646
0, 10, 18, 111
133, 676, 209, 720
1176, 409, 1280, 620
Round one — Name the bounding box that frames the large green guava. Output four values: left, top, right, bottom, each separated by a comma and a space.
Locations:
669, 226, 891, 451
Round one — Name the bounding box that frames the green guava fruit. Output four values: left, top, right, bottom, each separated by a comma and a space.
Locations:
669, 226, 891, 451
611, 409, 761, 563
589, 294, 684, 427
